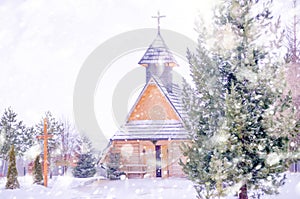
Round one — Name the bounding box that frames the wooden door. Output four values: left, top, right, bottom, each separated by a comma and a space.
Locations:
155, 145, 162, 177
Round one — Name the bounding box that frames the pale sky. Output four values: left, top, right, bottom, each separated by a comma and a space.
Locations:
0, 0, 291, 142
0, 0, 216, 131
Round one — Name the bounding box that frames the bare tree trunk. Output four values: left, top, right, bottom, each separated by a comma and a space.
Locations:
239, 184, 248, 199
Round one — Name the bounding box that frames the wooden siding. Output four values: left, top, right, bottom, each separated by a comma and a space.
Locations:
127, 83, 180, 121
107, 140, 187, 178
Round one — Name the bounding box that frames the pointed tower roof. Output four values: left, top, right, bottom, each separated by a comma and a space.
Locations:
138, 34, 178, 67
138, 11, 178, 67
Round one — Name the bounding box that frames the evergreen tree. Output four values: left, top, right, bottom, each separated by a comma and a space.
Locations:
74, 134, 94, 155
72, 134, 96, 178
106, 147, 123, 180
35, 111, 64, 154
72, 153, 96, 178
0, 107, 35, 158
0, 107, 35, 176
35, 111, 64, 176
32, 155, 43, 185
181, 1, 300, 199
5, 146, 19, 189
180, 22, 229, 198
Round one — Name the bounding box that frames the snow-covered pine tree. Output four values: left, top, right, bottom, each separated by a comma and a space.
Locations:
106, 146, 122, 180
0, 107, 35, 158
72, 153, 96, 178
181, 0, 300, 199
73, 134, 94, 155
0, 108, 17, 159
35, 111, 64, 176
35, 111, 64, 154
32, 155, 43, 185
72, 134, 96, 178
0, 107, 35, 176
180, 19, 230, 198
217, 1, 300, 197
5, 146, 19, 189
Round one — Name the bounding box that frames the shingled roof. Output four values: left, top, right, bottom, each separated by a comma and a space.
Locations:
138, 33, 178, 67
112, 76, 188, 141
112, 120, 188, 140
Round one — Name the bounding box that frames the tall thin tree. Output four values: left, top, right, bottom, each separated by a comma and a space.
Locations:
5, 146, 19, 189
32, 155, 43, 185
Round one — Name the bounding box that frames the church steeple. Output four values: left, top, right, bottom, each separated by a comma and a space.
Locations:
138, 12, 178, 93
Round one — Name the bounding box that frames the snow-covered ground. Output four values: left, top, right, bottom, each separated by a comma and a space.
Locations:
0, 175, 196, 199
0, 172, 299, 199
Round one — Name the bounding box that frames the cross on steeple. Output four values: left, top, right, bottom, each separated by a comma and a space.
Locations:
152, 11, 165, 35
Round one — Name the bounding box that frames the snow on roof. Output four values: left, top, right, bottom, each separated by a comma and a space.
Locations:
138, 33, 178, 67
154, 77, 188, 121
112, 120, 188, 140
112, 77, 189, 141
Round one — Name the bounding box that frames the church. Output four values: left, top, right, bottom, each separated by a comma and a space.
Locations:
103, 13, 189, 178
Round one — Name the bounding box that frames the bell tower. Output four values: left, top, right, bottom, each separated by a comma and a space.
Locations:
138, 11, 178, 93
